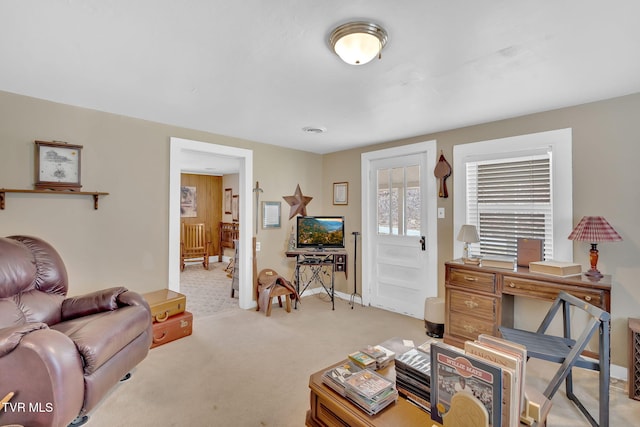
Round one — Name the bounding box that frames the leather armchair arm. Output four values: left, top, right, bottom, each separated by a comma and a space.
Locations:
0, 322, 48, 357
61, 286, 128, 320
117, 289, 152, 312
0, 327, 84, 427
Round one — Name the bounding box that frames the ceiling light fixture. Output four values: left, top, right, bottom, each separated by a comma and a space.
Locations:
329, 21, 388, 65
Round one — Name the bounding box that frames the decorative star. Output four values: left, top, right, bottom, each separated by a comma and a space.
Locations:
283, 184, 313, 219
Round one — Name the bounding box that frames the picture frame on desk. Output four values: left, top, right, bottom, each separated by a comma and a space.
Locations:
517, 238, 543, 267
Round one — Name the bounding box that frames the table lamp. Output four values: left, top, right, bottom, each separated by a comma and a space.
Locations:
568, 216, 622, 278
457, 224, 480, 264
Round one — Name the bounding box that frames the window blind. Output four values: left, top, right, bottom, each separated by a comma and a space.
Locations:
466, 155, 553, 259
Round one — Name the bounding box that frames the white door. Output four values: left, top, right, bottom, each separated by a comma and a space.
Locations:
361, 141, 437, 318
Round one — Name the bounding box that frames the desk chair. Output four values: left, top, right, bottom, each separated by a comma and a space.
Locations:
500, 291, 610, 427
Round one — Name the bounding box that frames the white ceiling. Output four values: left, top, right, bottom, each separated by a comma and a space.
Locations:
2, 1, 640, 155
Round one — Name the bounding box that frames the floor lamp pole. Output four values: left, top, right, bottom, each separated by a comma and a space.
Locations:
350, 231, 362, 309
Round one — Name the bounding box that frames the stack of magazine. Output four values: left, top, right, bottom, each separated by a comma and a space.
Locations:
322, 363, 398, 415
361, 344, 396, 370
348, 350, 377, 369
343, 369, 398, 415
322, 360, 362, 397
393, 339, 435, 412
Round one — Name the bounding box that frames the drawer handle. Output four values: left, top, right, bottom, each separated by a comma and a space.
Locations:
464, 300, 479, 309
463, 325, 477, 333
464, 276, 478, 282
508, 282, 516, 288
584, 295, 592, 302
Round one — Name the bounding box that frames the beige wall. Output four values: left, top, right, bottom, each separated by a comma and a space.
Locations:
323, 92, 640, 367
0, 90, 321, 300
1, 89, 639, 366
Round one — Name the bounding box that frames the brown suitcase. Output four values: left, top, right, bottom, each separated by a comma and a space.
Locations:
143, 289, 186, 322
151, 311, 193, 348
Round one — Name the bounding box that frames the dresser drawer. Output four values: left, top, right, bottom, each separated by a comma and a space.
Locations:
502, 275, 605, 308
449, 268, 497, 293
448, 289, 497, 321
448, 312, 497, 341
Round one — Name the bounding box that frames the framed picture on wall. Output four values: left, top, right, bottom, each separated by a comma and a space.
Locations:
180, 186, 197, 217
232, 195, 239, 222
333, 182, 348, 205
262, 201, 281, 229
224, 188, 233, 214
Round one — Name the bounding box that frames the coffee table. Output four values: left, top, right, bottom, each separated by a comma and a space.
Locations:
306, 360, 441, 427
306, 359, 550, 427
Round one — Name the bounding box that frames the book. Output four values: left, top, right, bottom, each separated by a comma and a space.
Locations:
348, 350, 377, 369
343, 369, 398, 415
464, 341, 519, 427
363, 344, 396, 369
477, 334, 527, 419
395, 348, 432, 387
517, 238, 543, 267
481, 256, 515, 270
322, 360, 362, 396
430, 342, 502, 427
528, 260, 581, 277
344, 368, 395, 399
397, 384, 431, 413
361, 345, 386, 360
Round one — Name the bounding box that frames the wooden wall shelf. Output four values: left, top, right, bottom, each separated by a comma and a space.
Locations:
0, 189, 109, 210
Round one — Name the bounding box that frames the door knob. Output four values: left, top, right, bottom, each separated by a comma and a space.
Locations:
419, 236, 426, 251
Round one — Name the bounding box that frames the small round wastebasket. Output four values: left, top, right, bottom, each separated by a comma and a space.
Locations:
424, 297, 445, 338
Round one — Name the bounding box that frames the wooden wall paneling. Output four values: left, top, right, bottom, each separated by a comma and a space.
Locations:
181, 174, 222, 257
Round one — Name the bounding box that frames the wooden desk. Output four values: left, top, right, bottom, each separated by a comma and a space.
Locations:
444, 260, 611, 358
306, 360, 440, 427
285, 250, 347, 310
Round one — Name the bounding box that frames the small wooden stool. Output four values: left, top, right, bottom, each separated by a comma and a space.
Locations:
257, 268, 297, 316
265, 285, 292, 317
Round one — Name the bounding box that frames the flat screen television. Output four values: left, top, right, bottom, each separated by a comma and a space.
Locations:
296, 216, 345, 249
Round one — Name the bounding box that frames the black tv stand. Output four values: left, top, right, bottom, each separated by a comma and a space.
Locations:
285, 249, 347, 310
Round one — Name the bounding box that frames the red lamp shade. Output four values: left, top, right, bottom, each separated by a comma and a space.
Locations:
568, 216, 622, 278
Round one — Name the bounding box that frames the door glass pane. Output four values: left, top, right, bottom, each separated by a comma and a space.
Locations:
405, 165, 421, 236
391, 168, 403, 235
377, 165, 421, 236
377, 169, 390, 235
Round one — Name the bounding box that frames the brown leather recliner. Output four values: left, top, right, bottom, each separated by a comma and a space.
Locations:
0, 236, 152, 427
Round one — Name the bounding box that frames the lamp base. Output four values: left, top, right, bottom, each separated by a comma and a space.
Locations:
585, 268, 603, 279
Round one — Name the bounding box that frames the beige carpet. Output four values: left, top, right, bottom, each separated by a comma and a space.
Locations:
179, 262, 241, 317
83, 294, 639, 427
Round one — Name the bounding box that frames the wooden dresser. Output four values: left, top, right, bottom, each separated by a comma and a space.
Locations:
444, 260, 611, 352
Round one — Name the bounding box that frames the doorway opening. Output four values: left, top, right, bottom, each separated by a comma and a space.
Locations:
169, 137, 254, 310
